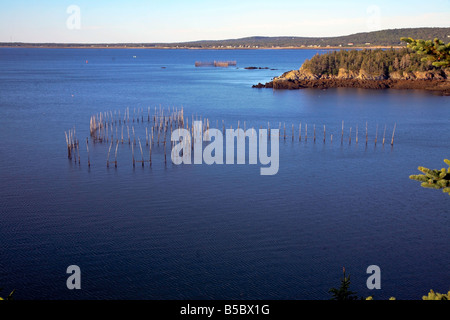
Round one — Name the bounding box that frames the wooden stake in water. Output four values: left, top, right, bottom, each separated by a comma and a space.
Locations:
157, 126, 160, 146
341, 120, 344, 144
375, 124, 378, 146
107, 140, 113, 167
86, 138, 90, 167
382, 124, 386, 146
313, 124, 316, 143
114, 140, 119, 168
391, 123, 396, 146
299, 123, 301, 141
76, 140, 80, 164
65, 131, 71, 159
164, 141, 167, 166
138, 138, 144, 167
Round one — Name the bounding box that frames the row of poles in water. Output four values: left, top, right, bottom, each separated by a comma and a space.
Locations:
65, 106, 396, 168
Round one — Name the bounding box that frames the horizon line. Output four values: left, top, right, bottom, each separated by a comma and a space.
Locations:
1, 26, 448, 45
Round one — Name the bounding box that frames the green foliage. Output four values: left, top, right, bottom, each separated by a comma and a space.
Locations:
401, 37, 450, 68
0, 288, 15, 301
302, 47, 440, 77
366, 292, 450, 300
409, 159, 450, 196
422, 289, 450, 300
331, 272, 448, 301
329, 267, 359, 300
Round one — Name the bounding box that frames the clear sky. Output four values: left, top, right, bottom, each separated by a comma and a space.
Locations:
0, 0, 449, 43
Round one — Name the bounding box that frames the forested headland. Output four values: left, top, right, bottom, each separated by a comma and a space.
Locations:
301, 47, 448, 79
253, 38, 450, 95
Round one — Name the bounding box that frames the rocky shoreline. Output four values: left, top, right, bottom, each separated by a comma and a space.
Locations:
253, 66, 450, 95
253, 78, 450, 95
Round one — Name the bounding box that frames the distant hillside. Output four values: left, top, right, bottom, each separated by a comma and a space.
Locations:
165, 28, 450, 48
2, 27, 450, 49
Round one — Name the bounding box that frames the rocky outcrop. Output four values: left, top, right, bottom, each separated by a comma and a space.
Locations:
253, 66, 450, 95
444, 69, 450, 79
245, 66, 270, 70
274, 64, 448, 81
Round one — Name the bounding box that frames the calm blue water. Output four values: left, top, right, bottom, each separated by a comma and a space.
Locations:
0, 48, 449, 300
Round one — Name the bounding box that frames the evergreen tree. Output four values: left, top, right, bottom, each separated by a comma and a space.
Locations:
409, 159, 450, 196
301, 38, 446, 77
329, 267, 359, 300
401, 37, 450, 68
0, 288, 15, 300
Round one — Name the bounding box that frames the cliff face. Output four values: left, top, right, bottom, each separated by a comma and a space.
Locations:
253, 65, 450, 95
274, 65, 449, 82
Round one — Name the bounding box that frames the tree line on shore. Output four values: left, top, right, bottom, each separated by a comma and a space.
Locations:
301, 37, 450, 78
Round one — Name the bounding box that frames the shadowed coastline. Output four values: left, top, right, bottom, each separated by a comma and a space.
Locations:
253, 78, 450, 95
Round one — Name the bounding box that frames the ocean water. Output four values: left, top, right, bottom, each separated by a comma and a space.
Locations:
0, 48, 449, 300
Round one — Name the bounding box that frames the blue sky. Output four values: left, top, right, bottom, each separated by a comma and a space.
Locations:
0, 0, 449, 43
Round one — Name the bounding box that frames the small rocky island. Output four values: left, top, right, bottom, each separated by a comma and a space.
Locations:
254, 38, 450, 95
